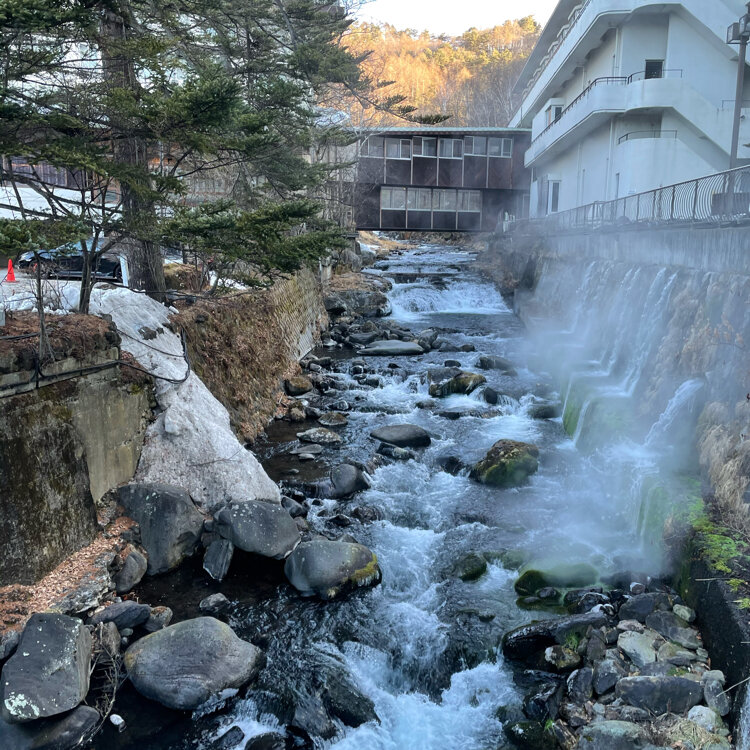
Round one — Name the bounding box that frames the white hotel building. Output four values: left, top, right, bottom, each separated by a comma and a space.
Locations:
510, 0, 750, 217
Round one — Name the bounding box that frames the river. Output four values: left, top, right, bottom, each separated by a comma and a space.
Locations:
96, 242, 708, 749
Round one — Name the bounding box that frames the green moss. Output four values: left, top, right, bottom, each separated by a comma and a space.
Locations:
728, 578, 744, 592
562, 390, 582, 436
735, 598, 750, 610
563, 631, 581, 651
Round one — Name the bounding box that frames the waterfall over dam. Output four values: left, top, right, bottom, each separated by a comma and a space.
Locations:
485, 223, 750, 744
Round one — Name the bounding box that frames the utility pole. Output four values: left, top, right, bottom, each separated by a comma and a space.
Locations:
727, 2, 750, 169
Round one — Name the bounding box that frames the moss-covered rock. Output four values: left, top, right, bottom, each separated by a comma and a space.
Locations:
451, 552, 488, 582
427, 367, 486, 398
514, 562, 599, 595
284, 540, 381, 600
470, 440, 539, 488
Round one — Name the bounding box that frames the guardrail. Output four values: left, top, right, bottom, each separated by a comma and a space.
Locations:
533, 76, 628, 144
508, 166, 750, 234
626, 69, 683, 83
522, 0, 593, 99
617, 130, 677, 144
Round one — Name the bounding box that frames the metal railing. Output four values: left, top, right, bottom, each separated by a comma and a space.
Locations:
509, 166, 750, 234
617, 130, 677, 144
626, 68, 683, 83
523, 0, 593, 99
531, 70, 685, 146
533, 76, 628, 143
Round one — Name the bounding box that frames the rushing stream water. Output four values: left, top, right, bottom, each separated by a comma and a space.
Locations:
98, 243, 712, 750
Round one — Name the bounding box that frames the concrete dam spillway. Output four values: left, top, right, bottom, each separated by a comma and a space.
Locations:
73, 231, 750, 750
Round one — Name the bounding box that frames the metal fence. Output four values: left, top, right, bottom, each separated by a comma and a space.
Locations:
511, 166, 750, 234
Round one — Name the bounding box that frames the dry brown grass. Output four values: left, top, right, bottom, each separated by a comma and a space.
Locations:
0, 514, 135, 634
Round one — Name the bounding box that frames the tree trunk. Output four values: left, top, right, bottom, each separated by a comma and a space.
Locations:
99, 4, 166, 304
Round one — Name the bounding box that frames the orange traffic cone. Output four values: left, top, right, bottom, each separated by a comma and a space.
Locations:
6, 259, 15, 283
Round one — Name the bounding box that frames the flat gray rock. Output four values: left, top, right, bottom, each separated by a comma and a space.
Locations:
285, 540, 381, 600
359, 340, 424, 356
369, 424, 431, 448
297, 428, 343, 445
576, 720, 650, 750
290, 443, 324, 456
1, 613, 92, 722
124, 617, 264, 710
615, 676, 703, 714
117, 483, 204, 575
203, 538, 234, 581
0, 705, 99, 749
216, 501, 299, 559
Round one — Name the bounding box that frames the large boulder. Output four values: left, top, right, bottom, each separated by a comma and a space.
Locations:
615, 676, 703, 714
1, 613, 92, 722
284, 540, 381, 600
644, 610, 700, 650
89, 601, 151, 630
329, 464, 371, 499
123, 617, 264, 710
477, 355, 516, 372
369, 424, 431, 448
117, 483, 204, 575
514, 562, 599, 595
618, 592, 672, 623
284, 376, 313, 397
359, 340, 424, 356
0, 705, 99, 749
470, 440, 539, 488
216, 501, 299, 559
326, 289, 391, 318
502, 612, 609, 662
427, 367, 486, 398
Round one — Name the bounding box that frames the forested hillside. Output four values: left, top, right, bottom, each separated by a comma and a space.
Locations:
340, 18, 541, 128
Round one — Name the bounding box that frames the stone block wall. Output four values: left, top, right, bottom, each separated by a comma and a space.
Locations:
0, 371, 151, 585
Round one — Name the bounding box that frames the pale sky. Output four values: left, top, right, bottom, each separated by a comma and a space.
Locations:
358, 0, 558, 35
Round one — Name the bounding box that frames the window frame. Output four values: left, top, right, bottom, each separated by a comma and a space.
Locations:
433, 188, 458, 211
464, 136, 488, 156
361, 136, 384, 158
438, 138, 463, 159
413, 137, 437, 158
385, 138, 412, 160
381, 186, 407, 210
457, 190, 482, 212
488, 137, 513, 158
407, 187, 432, 211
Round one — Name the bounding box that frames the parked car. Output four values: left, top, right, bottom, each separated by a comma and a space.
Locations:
17, 240, 126, 283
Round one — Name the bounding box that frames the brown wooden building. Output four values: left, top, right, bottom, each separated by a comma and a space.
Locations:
354, 127, 531, 232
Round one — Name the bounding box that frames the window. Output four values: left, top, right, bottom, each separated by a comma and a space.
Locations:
549, 181, 561, 214
545, 106, 563, 126
433, 189, 457, 210
361, 136, 384, 157
386, 138, 411, 159
438, 139, 463, 159
644, 60, 664, 79
407, 188, 432, 211
381, 187, 406, 210
457, 190, 482, 212
488, 137, 513, 158
464, 136, 487, 155
413, 137, 437, 157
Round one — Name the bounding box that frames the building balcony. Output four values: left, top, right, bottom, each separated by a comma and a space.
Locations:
511, 0, 740, 129
524, 76, 750, 167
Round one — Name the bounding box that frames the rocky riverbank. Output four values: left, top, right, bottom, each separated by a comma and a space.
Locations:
1, 237, 745, 750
